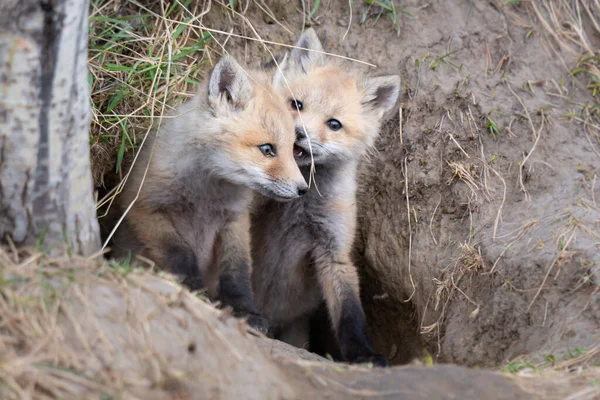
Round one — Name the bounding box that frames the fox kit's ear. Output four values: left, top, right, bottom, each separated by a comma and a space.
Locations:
360, 75, 401, 116
289, 28, 326, 73
208, 56, 252, 109
272, 53, 289, 90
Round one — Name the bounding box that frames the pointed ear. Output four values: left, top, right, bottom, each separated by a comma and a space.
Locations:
272, 53, 289, 90
289, 28, 326, 72
208, 56, 252, 108
360, 75, 401, 115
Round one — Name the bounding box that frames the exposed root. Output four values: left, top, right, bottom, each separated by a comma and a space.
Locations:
422, 243, 486, 351
403, 157, 416, 302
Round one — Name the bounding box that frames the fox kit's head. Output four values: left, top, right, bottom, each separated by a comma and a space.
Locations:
203, 56, 308, 200
273, 29, 400, 166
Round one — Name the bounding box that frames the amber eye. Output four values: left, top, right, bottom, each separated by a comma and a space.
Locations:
326, 119, 342, 131
258, 144, 276, 157
291, 100, 303, 111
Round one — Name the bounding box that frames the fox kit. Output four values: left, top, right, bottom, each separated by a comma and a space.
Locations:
111, 55, 308, 331
250, 29, 400, 366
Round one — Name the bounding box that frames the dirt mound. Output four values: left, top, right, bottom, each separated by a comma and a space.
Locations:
1, 247, 598, 399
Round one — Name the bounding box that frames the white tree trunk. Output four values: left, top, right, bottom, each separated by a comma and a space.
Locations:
0, 0, 99, 255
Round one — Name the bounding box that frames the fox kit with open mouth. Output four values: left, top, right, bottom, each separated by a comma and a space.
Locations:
110, 55, 307, 331
251, 29, 400, 365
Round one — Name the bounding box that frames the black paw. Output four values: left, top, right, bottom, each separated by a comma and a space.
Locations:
352, 354, 389, 367
246, 313, 269, 334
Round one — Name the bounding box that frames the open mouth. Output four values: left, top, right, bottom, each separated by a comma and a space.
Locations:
293, 144, 306, 158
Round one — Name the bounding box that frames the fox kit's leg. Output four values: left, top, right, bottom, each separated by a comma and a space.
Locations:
311, 201, 388, 367
216, 209, 268, 333
124, 209, 204, 290
313, 248, 387, 366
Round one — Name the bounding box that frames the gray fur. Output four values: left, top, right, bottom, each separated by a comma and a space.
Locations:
112, 96, 253, 297
251, 161, 357, 322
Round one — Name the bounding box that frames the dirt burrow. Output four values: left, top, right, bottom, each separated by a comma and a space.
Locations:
199, 0, 600, 368
353, 0, 600, 367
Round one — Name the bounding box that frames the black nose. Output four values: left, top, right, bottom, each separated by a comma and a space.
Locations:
297, 185, 309, 196
295, 127, 307, 141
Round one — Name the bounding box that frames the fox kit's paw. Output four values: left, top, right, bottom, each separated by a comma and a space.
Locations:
351, 354, 389, 368
246, 312, 269, 334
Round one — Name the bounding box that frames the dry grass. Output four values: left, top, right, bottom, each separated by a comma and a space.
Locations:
0, 247, 189, 398
505, 341, 600, 400
447, 161, 480, 202
0, 250, 123, 396
421, 243, 485, 351
517, 367, 600, 400
1, 245, 598, 399
88, 0, 214, 187
0, 245, 303, 399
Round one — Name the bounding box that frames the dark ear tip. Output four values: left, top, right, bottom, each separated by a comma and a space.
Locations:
208, 56, 251, 105
299, 28, 320, 45
215, 55, 237, 71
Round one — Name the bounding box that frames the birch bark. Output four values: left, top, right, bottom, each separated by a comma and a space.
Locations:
0, 0, 99, 255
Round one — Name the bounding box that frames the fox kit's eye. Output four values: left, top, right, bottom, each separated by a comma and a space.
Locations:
291, 100, 303, 111
326, 119, 342, 131
258, 144, 276, 157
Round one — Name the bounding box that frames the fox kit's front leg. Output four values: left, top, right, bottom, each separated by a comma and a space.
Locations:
314, 248, 388, 366
217, 209, 268, 333
313, 203, 388, 367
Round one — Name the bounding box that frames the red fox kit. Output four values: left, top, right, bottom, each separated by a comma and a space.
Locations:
111, 56, 307, 331
251, 29, 399, 365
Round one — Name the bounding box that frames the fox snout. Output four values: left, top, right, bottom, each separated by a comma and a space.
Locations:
272, 149, 309, 200
287, 177, 309, 197
264, 178, 308, 201
297, 184, 309, 196
289, 158, 309, 197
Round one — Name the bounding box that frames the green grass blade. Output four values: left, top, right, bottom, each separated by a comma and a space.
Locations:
308, 0, 321, 19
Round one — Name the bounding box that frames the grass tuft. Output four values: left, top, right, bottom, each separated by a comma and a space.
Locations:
88, 0, 213, 186
361, 0, 411, 36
